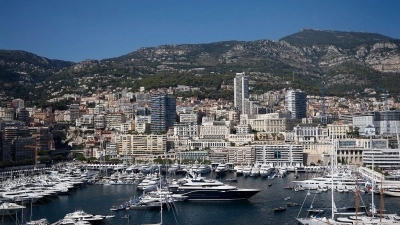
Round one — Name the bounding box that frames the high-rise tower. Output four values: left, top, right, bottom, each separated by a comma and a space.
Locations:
234, 72, 249, 114
285, 89, 307, 119
151, 93, 176, 134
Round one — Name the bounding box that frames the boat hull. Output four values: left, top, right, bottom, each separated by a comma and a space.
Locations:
175, 189, 260, 201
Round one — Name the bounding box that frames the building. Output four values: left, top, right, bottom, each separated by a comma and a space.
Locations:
363, 149, 400, 169
94, 114, 106, 129
173, 123, 199, 138
150, 93, 176, 134
234, 72, 249, 114
180, 113, 197, 124
12, 99, 24, 109
254, 145, 303, 166
106, 112, 126, 130
285, 90, 307, 119
118, 134, 167, 158
69, 104, 80, 122
227, 146, 255, 165
199, 120, 231, 139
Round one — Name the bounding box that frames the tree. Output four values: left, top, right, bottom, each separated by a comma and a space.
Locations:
75, 154, 86, 161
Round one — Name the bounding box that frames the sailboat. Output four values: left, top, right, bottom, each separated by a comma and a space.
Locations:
296, 130, 400, 225
142, 166, 163, 225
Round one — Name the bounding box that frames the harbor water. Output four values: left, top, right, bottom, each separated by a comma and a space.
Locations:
3, 172, 400, 225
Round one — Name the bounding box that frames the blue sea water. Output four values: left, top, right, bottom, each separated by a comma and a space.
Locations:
3, 172, 400, 225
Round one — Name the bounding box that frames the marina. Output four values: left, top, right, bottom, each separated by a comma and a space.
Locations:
0, 164, 400, 224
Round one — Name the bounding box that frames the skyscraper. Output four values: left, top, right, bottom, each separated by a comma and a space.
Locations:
285, 89, 307, 119
151, 93, 176, 134
234, 72, 249, 114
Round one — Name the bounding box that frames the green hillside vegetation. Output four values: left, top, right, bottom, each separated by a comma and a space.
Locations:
281, 29, 392, 48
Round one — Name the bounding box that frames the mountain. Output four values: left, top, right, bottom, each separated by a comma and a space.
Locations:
1, 29, 400, 103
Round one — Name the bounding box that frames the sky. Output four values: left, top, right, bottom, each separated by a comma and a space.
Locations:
1, 0, 400, 62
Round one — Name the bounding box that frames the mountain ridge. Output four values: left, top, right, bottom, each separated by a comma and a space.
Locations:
1, 29, 400, 103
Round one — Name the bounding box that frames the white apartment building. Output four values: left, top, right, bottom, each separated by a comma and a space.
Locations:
105, 142, 118, 159
120, 121, 134, 134
94, 114, 106, 129
253, 145, 303, 166
235, 124, 251, 134
294, 125, 329, 144
234, 72, 249, 114
240, 113, 300, 133
226, 146, 255, 165
200, 120, 231, 139
188, 139, 227, 151
135, 116, 151, 133
228, 134, 255, 145
76, 115, 94, 127
180, 113, 197, 124
327, 124, 351, 139
363, 149, 400, 169
106, 113, 126, 130
173, 123, 199, 138
118, 134, 167, 157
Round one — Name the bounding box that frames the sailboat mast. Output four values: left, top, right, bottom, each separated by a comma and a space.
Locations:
371, 152, 375, 217
331, 124, 335, 220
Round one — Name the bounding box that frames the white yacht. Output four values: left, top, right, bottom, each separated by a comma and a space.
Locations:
250, 164, 261, 177
63, 209, 105, 223
215, 164, 228, 175
235, 165, 244, 176
292, 170, 365, 190
243, 165, 252, 177
259, 164, 272, 177
0, 201, 26, 215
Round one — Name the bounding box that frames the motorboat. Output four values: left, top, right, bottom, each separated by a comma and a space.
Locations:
273, 207, 286, 212
215, 164, 228, 175
63, 209, 105, 224
0, 201, 26, 215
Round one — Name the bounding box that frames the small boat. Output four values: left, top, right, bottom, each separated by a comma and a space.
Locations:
226, 178, 237, 182
284, 197, 291, 200
307, 209, 324, 213
287, 202, 299, 207
268, 183, 272, 187
283, 186, 292, 189
105, 215, 115, 218
273, 207, 286, 212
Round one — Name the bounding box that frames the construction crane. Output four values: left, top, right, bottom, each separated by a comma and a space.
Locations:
321, 81, 327, 125
24, 145, 39, 168
376, 86, 390, 136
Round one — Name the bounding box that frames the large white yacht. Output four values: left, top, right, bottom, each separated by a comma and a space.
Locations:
292, 170, 365, 190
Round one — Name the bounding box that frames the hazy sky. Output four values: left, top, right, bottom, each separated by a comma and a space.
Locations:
1, 0, 399, 62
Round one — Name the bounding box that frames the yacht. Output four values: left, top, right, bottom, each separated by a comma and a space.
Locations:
250, 164, 261, 177
63, 209, 105, 224
243, 165, 252, 177
259, 164, 272, 177
235, 165, 243, 176
169, 173, 260, 200
383, 188, 400, 197
0, 201, 26, 215
292, 171, 365, 190
215, 163, 228, 175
